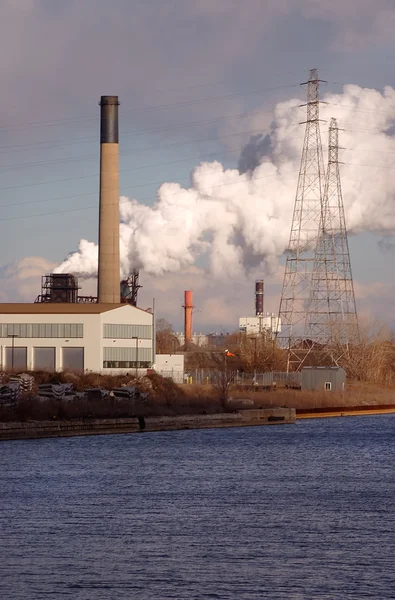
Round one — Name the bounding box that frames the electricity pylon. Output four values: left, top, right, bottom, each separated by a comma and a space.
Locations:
306, 118, 359, 358
277, 69, 327, 370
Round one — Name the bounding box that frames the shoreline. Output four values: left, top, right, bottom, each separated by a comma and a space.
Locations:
0, 407, 295, 441
296, 405, 395, 419
2, 405, 394, 441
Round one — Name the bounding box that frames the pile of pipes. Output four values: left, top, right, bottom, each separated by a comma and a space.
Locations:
0, 372, 151, 405
38, 383, 76, 399
113, 386, 148, 402
0, 383, 20, 403
11, 374, 35, 393
0, 374, 35, 403
85, 388, 110, 402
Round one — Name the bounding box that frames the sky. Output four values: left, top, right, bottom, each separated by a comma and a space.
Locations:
1, 0, 395, 332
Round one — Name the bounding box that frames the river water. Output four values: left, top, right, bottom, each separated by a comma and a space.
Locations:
1, 416, 394, 599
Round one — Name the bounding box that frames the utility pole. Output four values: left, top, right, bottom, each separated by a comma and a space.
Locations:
277, 68, 327, 370
7, 334, 18, 370
132, 336, 139, 378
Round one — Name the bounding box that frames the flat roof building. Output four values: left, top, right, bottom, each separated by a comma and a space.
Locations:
0, 303, 154, 374
301, 366, 346, 393
239, 314, 281, 337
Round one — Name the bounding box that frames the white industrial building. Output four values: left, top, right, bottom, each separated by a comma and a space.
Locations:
154, 354, 185, 383
239, 314, 281, 337
0, 303, 154, 374
175, 332, 209, 347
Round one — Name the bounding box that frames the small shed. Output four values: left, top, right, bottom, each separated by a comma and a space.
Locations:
301, 366, 346, 393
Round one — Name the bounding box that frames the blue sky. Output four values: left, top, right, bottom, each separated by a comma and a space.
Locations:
1, 0, 395, 331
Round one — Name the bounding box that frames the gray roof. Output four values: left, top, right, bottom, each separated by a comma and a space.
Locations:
0, 303, 147, 315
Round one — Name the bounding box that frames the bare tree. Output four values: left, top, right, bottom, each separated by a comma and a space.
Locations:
236, 334, 287, 372
156, 319, 180, 354
211, 350, 236, 407
337, 319, 395, 385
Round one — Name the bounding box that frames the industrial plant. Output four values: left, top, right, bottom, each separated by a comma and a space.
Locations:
0, 96, 154, 375
0, 69, 359, 378
239, 280, 281, 337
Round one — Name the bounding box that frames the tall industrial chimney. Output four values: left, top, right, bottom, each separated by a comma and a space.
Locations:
255, 280, 264, 316
98, 96, 120, 304
183, 290, 194, 344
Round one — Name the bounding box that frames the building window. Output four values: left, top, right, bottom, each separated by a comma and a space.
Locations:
325, 382, 332, 391
34, 347, 56, 371
103, 324, 152, 340
0, 323, 83, 338
63, 347, 84, 371
103, 361, 151, 369
103, 346, 152, 363
5, 347, 27, 370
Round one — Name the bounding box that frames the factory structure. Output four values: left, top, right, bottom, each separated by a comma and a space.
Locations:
0, 96, 154, 374
0, 71, 354, 377
239, 281, 281, 337
173, 282, 280, 348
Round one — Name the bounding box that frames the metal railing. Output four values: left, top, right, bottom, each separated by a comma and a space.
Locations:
181, 369, 302, 386
155, 370, 185, 384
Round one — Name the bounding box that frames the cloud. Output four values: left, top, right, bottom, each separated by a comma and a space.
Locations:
2, 257, 394, 332
136, 266, 283, 332
378, 236, 395, 254
0, 256, 56, 302
55, 84, 395, 281
353, 279, 395, 325
1, 0, 395, 130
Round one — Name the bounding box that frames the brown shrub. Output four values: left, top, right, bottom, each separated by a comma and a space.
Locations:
146, 373, 186, 407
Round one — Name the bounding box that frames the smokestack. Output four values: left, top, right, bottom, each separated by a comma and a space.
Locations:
255, 280, 264, 315
183, 290, 194, 344
98, 96, 120, 304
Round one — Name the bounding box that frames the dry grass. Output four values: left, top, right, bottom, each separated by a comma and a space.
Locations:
230, 385, 395, 410
182, 381, 395, 410
1, 370, 394, 423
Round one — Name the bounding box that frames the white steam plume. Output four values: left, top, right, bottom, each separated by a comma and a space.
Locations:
55, 84, 395, 279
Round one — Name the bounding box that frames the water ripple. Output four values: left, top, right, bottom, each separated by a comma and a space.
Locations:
0, 416, 394, 599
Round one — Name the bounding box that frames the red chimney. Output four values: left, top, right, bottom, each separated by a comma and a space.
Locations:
183, 290, 194, 344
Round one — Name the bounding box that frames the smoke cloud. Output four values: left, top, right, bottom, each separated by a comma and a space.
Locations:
55, 84, 395, 279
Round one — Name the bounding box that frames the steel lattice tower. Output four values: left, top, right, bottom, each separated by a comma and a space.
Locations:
306, 118, 359, 356
277, 69, 327, 370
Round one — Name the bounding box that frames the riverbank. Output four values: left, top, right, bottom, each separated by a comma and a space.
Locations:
296, 405, 395, 419
0, 407, 295, 441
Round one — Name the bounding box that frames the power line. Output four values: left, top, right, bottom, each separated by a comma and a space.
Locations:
343, 161, 395, 170
0, 129, 303, 173
326, 102, 395, 117
0, 132, 305, 192
0, 169, 300, 222
0, 106, 282, 155
3, 88, 385, 157
0, 83, 298, 133
0, 151, 225, 192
